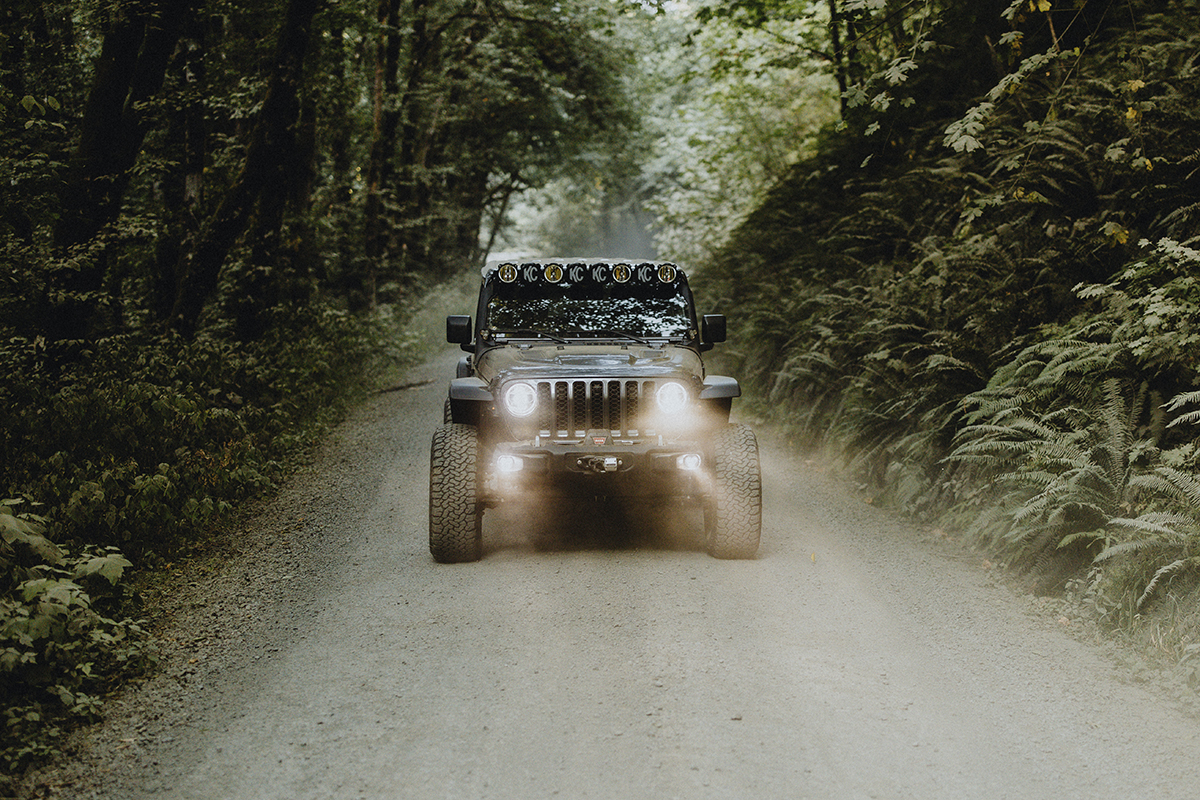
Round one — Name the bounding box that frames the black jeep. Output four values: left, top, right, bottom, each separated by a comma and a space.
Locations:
429, 259, 760, 562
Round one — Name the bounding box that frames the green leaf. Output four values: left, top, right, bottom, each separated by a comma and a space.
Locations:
75, 554, 134, 585
1, 512, 64, 565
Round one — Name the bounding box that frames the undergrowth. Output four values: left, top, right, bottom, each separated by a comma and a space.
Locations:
695, 1, 1200, 663
0, 301, 418, 778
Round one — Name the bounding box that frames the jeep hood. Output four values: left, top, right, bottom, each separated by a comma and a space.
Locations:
476, 344, 704, 384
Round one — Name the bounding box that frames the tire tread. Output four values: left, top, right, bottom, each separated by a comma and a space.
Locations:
705, 423, 762, 559
429, 423, 482, 562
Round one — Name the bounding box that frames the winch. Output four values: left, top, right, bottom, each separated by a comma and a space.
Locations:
576, 455, 623, 473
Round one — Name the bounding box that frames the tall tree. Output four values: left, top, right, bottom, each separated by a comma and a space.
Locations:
360, 0, 405, 311
151, 5, 207, 324
44, 0, 195, 340
168, 0, 323, 336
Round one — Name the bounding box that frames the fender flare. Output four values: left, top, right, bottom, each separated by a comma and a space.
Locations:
699, 375, 741, 399
448, 378, 492, 425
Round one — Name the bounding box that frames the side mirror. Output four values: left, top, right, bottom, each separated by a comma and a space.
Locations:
701, 314, 727, 349
446, 315, 472, 346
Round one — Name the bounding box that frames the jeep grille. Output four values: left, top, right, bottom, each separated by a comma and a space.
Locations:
532, 379, 658, 439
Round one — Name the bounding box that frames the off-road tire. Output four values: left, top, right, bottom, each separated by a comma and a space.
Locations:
443, 398, 453, 424
704, 423, 761, 559
429, 423, 483, 563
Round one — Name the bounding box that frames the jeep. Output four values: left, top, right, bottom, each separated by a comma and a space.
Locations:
429, 259, 760, 562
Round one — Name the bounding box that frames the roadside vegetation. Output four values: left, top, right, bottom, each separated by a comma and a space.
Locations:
690, 0, 1200, 680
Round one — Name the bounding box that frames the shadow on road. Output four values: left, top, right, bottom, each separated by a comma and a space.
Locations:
482, 497, 705, 557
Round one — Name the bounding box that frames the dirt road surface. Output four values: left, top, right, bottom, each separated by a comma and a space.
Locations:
44, 355, 1200, 800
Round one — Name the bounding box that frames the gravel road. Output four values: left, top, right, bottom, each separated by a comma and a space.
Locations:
39, 354, 1200, 800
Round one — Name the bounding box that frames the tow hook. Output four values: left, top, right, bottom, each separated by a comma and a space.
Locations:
577, 455, 622, 473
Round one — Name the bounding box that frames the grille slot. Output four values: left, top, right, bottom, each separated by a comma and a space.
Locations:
531, 379, 657, 438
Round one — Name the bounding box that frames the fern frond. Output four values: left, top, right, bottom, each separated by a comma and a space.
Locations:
1041, 405, 1094, 428
1095, 539, 1177, 562
948, 429, 1039, 452
958, 391, 1023, 422
1134, 511, 1198, 528
1036, 439, 1091, 467
1058, 529, 1108, 549
1107, 515, 1190, 539
1001, 469, 1060, 489
1166, 409, 1200, 428
1130, 467, 1200, 508
1032, 351, 1119, 390
1138, 558, 1196, 608
1164, 388, 1200, 416
921, 353, 982, 378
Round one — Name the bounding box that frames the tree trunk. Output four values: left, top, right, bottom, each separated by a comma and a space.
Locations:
361, 0, 404, 312
321, 20, 359, 302
235, 95, 320, 341
153, 8, 207, 324
828, 0, 849, 117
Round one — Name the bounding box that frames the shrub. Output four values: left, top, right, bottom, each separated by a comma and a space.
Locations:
1, 501, 149, 772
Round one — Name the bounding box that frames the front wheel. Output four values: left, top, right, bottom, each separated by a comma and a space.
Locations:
704, 423, 761, 559
429, 423, 483, 563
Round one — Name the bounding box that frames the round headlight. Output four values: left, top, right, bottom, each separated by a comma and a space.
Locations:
504, 382, 538, 417
656, 382, 689, 414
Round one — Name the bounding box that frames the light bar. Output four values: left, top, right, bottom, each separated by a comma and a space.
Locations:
490, 261, 682, 286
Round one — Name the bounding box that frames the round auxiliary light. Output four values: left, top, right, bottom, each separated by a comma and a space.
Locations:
612, 263, 632, 284
504, 382, 538, 417
544, 263, 564, 283
656, 382, 689, 414
496, 454, 524, 473
677, 453, 702, 471
657, 263, 677, 283
498, 263, 518, 283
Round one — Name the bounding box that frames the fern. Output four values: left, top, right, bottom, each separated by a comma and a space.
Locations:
1164, 391, 1200, 429
1138, 558, 1200, 608
1129, 467, 1200, 508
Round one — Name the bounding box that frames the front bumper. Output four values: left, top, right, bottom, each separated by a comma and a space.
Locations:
480, 435, 707, 502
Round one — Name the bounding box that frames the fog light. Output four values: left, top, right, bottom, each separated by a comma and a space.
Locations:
496, 455, 524, 473
677, 453, 702, 471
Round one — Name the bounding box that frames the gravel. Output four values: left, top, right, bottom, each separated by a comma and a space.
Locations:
23, 353, 1200, 800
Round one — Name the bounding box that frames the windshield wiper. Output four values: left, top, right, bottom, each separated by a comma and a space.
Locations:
491, 328, 568, 344
566, 329, 651, 345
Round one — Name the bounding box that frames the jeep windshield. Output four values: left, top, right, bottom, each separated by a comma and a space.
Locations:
483, 262, 695, 341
